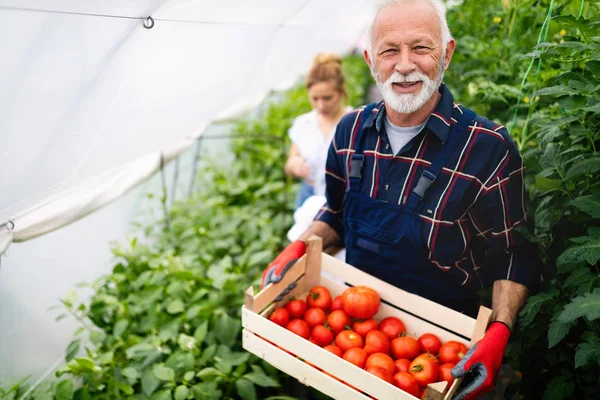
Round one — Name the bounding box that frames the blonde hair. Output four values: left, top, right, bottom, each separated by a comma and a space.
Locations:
306, 53, 346, 96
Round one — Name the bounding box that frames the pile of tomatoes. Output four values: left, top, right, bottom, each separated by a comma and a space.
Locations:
267, 285, 469, 399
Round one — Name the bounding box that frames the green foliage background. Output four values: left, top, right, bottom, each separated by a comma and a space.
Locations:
2, 1, 600, 399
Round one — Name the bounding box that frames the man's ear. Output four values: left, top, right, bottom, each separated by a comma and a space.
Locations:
363, 49, 372, 70
444, 39, 456, 70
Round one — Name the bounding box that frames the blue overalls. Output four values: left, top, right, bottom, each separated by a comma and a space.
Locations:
343, 104, 480, 317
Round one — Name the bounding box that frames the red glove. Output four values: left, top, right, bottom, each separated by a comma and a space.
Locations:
261, 241, 307, 289
451, 321, 511, 400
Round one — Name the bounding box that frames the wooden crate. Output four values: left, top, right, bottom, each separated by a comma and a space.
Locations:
242, 236, 492, 400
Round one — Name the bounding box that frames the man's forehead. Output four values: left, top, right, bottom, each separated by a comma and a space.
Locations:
372, 1, 441, 40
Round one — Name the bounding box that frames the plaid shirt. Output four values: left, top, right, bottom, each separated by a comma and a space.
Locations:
316, 84, 540, 292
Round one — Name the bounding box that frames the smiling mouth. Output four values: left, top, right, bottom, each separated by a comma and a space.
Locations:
393, 81, 421, 88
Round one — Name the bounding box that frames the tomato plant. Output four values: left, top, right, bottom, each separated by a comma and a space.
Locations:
341, 286, 380, 319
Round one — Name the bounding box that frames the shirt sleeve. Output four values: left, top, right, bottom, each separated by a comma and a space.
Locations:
470, 131, 541, 291
314, 121, 348, 238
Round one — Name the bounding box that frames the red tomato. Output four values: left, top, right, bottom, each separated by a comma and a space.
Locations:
418, 333, 442, 355
285, 299, 307, 319
364, 330, 391, 355
391, 336, 420, 360
327, 310, 350, 334
409, 357, 440, 387
323, 344, 343, 357
331, 296, 344, 311
304, 307, 327, 328
395, 358, 411, 373
438, 341, 468, 364
307, 286, 332, 310
311, 325, 334, 347
414, 352, 440, 365
392, 372, 420, 397
379, 317, 406, 339
268, 308, 289, 327
365, 353, 395, 376
365, 366, 392, 383
420, 388, 427, 399
343, 347, 368, 368
341, 286, 380, 319
335, 330, 364, 353
439, 363, 455, 386
285, 319, 310, 339
352, 319, 379, 337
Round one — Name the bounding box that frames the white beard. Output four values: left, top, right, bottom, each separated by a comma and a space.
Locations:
374, 58, 445, 115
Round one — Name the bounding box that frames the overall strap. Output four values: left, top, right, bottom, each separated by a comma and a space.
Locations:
403, 107, 477, 215
349, 102, 378, 192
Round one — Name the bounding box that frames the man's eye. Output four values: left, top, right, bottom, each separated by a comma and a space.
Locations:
323, 96, 333, 101
414, 46, 428, 51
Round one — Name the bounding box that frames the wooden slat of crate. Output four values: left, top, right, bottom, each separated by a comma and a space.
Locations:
242, 330, 371, 400
319, 253, 476, 339
242, 306, 420, 399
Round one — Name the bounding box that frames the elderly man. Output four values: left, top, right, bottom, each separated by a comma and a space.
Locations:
262, 0, 540, 398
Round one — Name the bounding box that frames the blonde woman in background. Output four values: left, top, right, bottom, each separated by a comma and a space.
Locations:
285, 53, 352, 210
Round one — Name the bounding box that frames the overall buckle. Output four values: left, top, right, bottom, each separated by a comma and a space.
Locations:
349, 154, 364, 179
413, 170, 436, 198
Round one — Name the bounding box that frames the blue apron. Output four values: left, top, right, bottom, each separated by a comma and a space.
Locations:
343, 104, 480, 317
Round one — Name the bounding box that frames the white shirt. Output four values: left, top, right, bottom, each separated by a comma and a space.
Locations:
384, 116, 425, 155
288, 106, 353, 196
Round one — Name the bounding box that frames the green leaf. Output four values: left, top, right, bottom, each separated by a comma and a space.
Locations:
570, 195, 600, 219
194, 321, 209, 345
519, 290, 558, 326
184, 371, 195, 381
153, 365, 176, 381
235, 379, 257, 400
196, 367, 227, 381
566, 157, 600, 179
535, 85, 579, 97
575, 338, 600, 368
191, 382, 222, 400
242, 372, 280, 388
113, 319, 129, 337
174, 386, 190, 400
167, 299, 185, 314
557, 228, 600, 266
543, 375, 574, 400
54, 380, 74, 400
142, 369, 161, 396
122, 367, 139, 381
534, 176, 562, 192
547, 319, 572, 348
178, 334, 196, 351
557, 288, 600, 323
65, 340, 80, 362
215, 314, 240, 347
151, 390, 173, 400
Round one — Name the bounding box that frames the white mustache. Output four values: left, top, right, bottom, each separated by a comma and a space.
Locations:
387, 71, 429, 84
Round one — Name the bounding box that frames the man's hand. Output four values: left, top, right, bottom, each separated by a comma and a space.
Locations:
261, 241, 307, 289
451, 321, 511, 400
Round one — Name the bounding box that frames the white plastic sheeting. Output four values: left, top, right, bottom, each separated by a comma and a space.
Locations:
0, 0, 375, 382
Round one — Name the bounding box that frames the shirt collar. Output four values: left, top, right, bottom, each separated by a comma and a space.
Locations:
363, 83, 455, 144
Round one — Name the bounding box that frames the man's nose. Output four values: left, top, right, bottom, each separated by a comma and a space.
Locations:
394, 50, 415, 76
